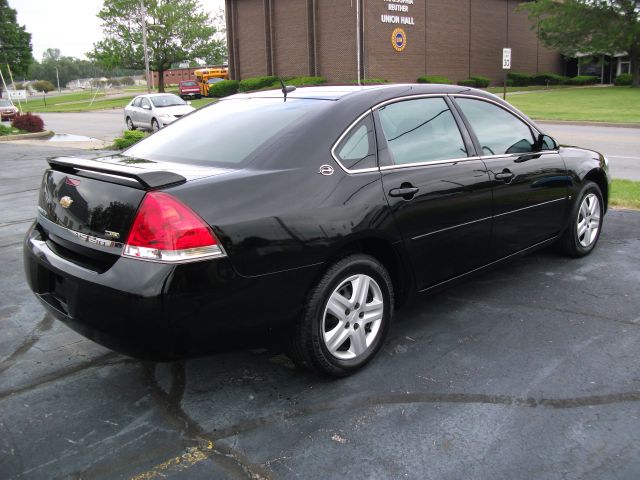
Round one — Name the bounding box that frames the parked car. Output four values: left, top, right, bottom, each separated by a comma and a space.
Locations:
24, 84, 609, 376
124, 93, 195, 131
0, 98, 19, 121
178, 80, 201, 99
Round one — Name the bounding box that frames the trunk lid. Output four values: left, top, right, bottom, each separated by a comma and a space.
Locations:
36, 154, 232, 269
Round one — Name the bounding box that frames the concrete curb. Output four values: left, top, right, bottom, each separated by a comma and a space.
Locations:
536, 120, 640, 129
0, 130, 54, 141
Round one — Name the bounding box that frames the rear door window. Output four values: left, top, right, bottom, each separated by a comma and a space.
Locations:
376, 97, 468, 165
454, 98, 535, 155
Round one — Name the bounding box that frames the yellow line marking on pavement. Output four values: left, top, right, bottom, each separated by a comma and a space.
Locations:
129, 441, 215, 480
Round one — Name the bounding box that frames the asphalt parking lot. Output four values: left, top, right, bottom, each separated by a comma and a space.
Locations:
1, 142, 639, 479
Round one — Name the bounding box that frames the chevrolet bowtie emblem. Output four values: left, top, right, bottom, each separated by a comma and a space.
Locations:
60, 196, 74, 208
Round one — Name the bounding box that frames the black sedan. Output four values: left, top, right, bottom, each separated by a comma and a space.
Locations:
24, 84, 609, 376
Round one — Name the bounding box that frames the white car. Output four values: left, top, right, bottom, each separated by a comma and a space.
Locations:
124, 93, 195, 131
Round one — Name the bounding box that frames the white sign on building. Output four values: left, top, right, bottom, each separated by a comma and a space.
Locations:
502, 48, 512, 70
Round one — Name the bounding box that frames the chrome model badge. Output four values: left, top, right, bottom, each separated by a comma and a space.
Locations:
318, 165, 334, 176
60, 196, 74, 208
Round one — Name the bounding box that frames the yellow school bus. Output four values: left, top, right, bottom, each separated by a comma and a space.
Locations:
194, 66, 229, 96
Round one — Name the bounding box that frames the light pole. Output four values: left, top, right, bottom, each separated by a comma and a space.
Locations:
140, 0, 151, 93
55, 66, 60, 92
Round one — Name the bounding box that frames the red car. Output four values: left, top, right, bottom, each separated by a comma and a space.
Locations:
0, 99, 18, 121
178, 80, 201, 99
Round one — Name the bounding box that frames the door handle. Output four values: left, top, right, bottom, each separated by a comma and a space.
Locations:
495, 170, 514, 182
389, 186, 419, 199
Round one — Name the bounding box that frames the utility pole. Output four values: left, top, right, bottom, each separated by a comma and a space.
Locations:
55, 66, 60, 92
140, 0, 151, 93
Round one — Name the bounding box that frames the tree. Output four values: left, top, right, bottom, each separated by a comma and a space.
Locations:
521, 0, 640, 87
89, 0, 226, 92
0, 0, 33, 96
32, 80, 55, 93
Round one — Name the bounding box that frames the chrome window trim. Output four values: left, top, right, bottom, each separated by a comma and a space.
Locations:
330, 92, 557, 174
330, 109, 379, 174
379, 156, 483, 171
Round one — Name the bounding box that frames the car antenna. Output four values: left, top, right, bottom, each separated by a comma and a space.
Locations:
278, 77, 296, 102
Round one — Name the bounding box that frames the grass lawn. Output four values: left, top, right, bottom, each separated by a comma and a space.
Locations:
506, 86, 640, 123
19, 91, 136, 113
610, 179, 640, 210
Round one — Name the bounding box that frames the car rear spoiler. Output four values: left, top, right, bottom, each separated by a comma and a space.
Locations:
47, 157, 187, 190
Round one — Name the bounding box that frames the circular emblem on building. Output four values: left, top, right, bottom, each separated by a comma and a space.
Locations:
391, 28, 407, 52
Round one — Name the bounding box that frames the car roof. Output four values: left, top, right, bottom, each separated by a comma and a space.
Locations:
236, 83, 478, 100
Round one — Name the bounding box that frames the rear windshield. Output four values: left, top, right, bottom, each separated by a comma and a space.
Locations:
181, 81, 197, 86
150, 94, 186, 107
125, 97, 332, 167
0, 99, 12, 107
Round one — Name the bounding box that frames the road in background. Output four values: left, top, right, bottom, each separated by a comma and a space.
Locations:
30, 112, 640, 180
541, 122, 640, 181
39, 110, 125, 143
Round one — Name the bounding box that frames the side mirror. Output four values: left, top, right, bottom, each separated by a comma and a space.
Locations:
536, 133, 558, 151
143, 104, 151, 110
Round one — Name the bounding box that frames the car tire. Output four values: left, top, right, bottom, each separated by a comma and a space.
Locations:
290, 254, 393, 377
126, 117, 136, 130
151, 119, 160, 131
558, 181, 604, 257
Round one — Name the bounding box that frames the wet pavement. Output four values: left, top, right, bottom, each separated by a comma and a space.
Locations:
1, 143, 639, 479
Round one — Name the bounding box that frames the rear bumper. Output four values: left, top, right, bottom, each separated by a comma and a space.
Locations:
24, 222, 318, 360
180, 91, 200, 97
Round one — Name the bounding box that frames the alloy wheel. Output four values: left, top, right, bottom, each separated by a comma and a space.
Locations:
322, 274, 384, 360
577, 193, 600, 248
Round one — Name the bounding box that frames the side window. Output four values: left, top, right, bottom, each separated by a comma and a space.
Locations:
132, 98, 142, 107
376, 97, 467, 165
455, 98, 535, 155
334, 114, 377, 170
141, 98, 151, 109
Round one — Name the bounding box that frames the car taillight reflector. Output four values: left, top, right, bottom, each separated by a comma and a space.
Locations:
123, 191, 225, 263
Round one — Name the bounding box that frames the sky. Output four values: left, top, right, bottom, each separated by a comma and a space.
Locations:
10, 0, 225, 61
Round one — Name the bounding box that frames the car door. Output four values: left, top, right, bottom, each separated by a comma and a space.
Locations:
375, 96, 493, 291
452, 96, 569, 260
128, 97, 140, 126
139, 97, 153, 128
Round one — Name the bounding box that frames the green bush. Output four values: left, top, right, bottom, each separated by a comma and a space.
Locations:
12, 113, 44, 133
120, 77, 135, 86
238, 76, 279, 92
457, 78, 476, 87
417, 75, 451, 84
565, 75, 599, 86
209, 79, 239, 97
470, 75, 490, 88
350, 78, 388, 84
285, 76, 327, 86
507, 72, 534, 86
0, 123, 14, 135
533, 73, 568, 85
113, 130, 148, 150
614, 73, 632, 86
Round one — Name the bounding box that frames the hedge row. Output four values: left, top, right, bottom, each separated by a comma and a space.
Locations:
417, 75, 451, 84
458, 76, 491, 88
209, 76, 329, 98
506, 71, 600, 87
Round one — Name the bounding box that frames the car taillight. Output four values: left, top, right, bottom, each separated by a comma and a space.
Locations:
123, 191, 225, 263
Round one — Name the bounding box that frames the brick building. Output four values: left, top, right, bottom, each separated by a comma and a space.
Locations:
150, 67, 201, 87
224, 0, 562, 85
